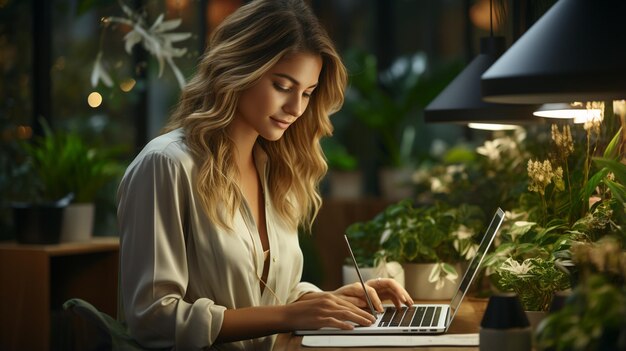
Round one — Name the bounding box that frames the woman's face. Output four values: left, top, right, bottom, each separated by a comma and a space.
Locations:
233, 52, 322, 142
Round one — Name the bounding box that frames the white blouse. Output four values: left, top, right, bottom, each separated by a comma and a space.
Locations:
116, 129, 321, 350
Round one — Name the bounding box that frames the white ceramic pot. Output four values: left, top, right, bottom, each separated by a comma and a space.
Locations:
402, 262, 461, 300
60, 203, 95, 242
328, 170, 364, 199
378, 167, 414, 201
524, 310, 547, 334
342, 261, 405, 287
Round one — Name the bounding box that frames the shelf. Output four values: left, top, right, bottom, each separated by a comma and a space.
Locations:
0, 237, 120, 351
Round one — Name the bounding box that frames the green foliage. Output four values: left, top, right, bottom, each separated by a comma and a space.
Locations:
536, 238, 626, 350
412, 129, 530, 215
321, 138, 358, 171
76, 0, 117, 15
482, 218, 581, 311
342, 48, 462, 168
345, 215, 385, 268
375, 200, 485, 265
345, 199, 485, 289
21, 122, 124, 203
494, 257, 570, 312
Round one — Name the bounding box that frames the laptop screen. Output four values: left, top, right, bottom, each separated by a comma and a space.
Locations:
447, 207, 505, 327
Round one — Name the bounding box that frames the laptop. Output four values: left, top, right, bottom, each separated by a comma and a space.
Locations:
295, 207, 505, 335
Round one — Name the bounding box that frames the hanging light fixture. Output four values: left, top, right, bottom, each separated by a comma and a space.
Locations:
424, 0, 538, 124
481, 0, 626, 104
467, 123, 521, 131
533, 103, 602, 122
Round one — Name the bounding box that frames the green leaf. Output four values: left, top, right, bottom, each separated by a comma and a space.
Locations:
441, 262, 458, 277
602, 127, 623, 159
580, 168, 611, 203
593, 157, 626, 185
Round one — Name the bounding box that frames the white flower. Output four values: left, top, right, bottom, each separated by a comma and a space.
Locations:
90, 52, 113, 88
445, 164, 467, 179
476, 139, 500, 161
499, 257, 534, 275
101, 4, 191, 89
411, 166, 431, 184
430, 177, 448, 193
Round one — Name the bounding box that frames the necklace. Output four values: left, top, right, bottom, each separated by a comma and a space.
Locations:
246, 220, 284, 305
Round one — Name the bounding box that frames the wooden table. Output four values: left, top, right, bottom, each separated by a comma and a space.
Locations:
273, 297, 488, 350
0, 237, 119, 351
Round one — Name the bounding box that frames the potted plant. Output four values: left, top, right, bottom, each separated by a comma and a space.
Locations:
341, 48, 462, 200
372, 199, 485, 299
482, 101, 626, 339
321, 137, 363, 199
482, 217, 575, 329
530, 102, 626, 350
343, 211, 404, 287
18, 122, 123, 243
343, 49, 418, 200
535, 237, 626, 351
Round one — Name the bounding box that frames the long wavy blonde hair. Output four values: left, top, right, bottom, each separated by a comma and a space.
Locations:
163, 0, 347, 232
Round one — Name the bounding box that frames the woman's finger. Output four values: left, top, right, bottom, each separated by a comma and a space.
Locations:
367, 278, 414, 308
365, 285, 384, 312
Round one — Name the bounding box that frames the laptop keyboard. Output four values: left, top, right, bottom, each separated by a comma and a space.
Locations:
378, 306, 442, 328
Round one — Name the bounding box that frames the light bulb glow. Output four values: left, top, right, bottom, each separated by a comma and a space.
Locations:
88, 92, 103, 108
467, 123, 521, 131
120, 79, 136, 92
533, 103, 601, 120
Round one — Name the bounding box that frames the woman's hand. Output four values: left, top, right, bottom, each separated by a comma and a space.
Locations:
287, 292, 376, 330
333, 278, 414, 312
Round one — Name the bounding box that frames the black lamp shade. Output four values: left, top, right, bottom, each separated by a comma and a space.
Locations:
481, 0, 626, 104
481, 293, 530, 329
424, 37, 538, 124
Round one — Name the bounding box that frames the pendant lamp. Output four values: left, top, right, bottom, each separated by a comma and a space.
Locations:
424, 36, 538, 124
533, 103, 602, 120
481, 0, 626, 104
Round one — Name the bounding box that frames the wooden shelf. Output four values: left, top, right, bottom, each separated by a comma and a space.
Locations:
0, 237, 119, 351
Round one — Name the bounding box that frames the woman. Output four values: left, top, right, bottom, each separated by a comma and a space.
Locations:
116, 0, 413, 349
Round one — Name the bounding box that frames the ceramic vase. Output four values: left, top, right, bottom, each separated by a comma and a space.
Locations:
60, 203, 95, 242
342, 261, 405, 287
378, 167, 414, 201
402, 262, 461, 300
328, 170, 364, 199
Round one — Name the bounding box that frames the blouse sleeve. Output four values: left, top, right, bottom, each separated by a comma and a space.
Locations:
287, 282, 322, 304
116, 152, 226, 349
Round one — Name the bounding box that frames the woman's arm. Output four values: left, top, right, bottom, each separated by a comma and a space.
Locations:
216, 292, 376, 343
118, 150, 226, 349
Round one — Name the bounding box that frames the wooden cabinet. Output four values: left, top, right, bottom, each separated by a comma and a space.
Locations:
0, 238, 119, 351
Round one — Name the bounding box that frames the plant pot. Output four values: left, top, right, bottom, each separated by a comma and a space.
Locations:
403, 262, 461, 300
342, 261, 405, 287
524, 310, 546, 335
342, 265, 378, 285
479, 293, 533, 351
328, 170, 364, 199
378, 167, 414, 201
12, 203, 66, 244
60, 203, 95, 242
